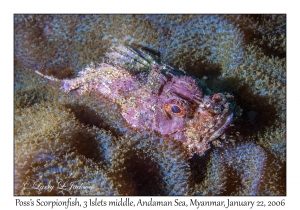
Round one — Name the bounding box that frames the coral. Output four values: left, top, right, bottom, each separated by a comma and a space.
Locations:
194, 142, 267, 196
14, 101, 191, 195
141, 15, 245, 72
193, 142, 285, 196
97, 131, 191, 195
14, 70, 48, 108
14, 14, 286, 196
14, 103, 118, 195
220, 43, 286, 163
227, 14, 286, 58
14, 14, 162, 74
14, 15, 78, 78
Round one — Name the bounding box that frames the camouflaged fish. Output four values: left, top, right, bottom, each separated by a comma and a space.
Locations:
36, 45, 234, 156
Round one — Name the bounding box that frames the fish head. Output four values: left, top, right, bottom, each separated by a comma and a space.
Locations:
120, 65, 234, 155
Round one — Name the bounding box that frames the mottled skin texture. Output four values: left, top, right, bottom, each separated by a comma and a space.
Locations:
36, 45, 234, 156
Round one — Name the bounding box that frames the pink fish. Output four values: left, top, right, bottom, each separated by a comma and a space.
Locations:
36, 45, 234, 156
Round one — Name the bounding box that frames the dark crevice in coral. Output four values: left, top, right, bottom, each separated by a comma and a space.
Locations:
221, 166, 243, 196
185, 59, 222, 80
71, 131, 103, 162
255, 36, 286, 59
65, 104, 121, 137
120, 152, 166, 195
189, 149, 212, 184
233, 88, 278, 136
230, 14, 286, 59
260, 150, 286, 195
235, 14, 265, 46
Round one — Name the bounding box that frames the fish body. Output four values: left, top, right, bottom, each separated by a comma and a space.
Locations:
36, 45, 234, 155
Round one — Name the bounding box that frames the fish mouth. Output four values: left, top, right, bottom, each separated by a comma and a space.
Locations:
184, 104, 234, 156
194, 93, 235, 143
207, 109, 234, 142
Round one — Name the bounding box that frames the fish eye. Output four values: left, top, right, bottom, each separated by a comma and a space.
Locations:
171, 105, 181, 113
165, 102, 186, 117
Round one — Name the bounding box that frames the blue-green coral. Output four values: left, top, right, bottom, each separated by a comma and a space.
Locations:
14, 14, 286, 195
194, 142, 267, 196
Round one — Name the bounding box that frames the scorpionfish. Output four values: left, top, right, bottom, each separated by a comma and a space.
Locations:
36, 45, 234, 156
